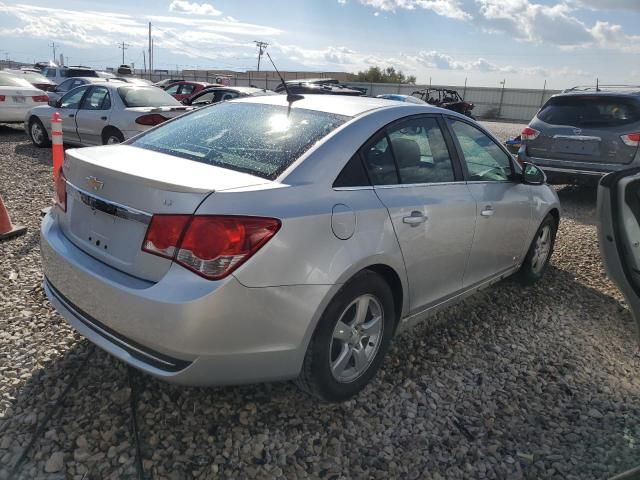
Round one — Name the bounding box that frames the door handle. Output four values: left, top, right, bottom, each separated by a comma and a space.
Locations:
100, 116, 107, 121
480, 206, 494, 217
68, 114, 74, 118
403, 211, 427, 226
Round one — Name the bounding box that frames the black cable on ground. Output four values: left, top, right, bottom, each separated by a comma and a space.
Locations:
127, 366, 145, 480
8, 344, 96, 479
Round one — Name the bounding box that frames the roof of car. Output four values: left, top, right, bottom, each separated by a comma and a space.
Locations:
236, 94, 436, 117
199, 86, 269, 94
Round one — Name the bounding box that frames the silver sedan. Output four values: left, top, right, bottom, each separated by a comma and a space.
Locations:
40, 95, 560, 401
25, 83, 193, 147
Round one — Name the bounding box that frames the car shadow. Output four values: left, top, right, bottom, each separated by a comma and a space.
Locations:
2, 265, 638, 478
556, 184, 598, 225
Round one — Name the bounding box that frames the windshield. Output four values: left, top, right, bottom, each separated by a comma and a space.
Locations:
538, 96, 640, 127
118, 86, 181, 107
131, 102, 349, 179
0, 73, 32, 87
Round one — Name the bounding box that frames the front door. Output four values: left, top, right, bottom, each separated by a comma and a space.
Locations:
362, 115, 476, 313
446, 118, 532, 287
76, 86, 112, 145
57, 86, 90, 144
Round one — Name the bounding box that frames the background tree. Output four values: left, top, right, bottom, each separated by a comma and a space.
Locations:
352, 66, 416, 84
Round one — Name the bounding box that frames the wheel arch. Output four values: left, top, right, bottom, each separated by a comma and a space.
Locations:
363, 263, 404, 330
548, 207, 560, 227
101, 125, 124, 143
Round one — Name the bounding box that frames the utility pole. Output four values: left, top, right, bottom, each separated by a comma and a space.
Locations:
118, 41, 131, 65
142, 50, 146, 73
148, 22, 152, 79
498, 79, 506, 119
253, 41, 268, 72
49, 42, 56, 63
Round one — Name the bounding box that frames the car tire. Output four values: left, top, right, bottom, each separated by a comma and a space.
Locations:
29, 117, 50, 148
518, 214, 557, 285
102, 128, 124, 145
295, 270, 396, 402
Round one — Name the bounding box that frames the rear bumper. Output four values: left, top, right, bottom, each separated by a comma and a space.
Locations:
0, 106, 31, 122
40, 211, 334, 385
518, 148, 634, 183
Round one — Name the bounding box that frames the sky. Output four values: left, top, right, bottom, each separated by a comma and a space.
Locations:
0, 0, 639, 89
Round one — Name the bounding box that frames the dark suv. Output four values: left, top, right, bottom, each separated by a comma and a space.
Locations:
518, 87, 640, 185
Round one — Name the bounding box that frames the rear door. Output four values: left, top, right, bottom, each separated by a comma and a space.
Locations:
57, 86, 90, 143
598, 169, 640, 336
76, 85, 112, 145
528, 95, 640, 165
446, 117, 532, 287
362, 115, 477, 313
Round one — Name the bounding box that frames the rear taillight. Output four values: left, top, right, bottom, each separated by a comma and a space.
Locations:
0, 95, 5, 102
142, 215, 280, 280
32, 95, 48, 102
135, 114, 168, 126
621, 133, 640, 147
54, 170, 67, 212
521, 127, 540, 141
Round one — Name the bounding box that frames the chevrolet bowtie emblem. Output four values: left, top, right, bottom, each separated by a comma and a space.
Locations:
86, 176, 104, 191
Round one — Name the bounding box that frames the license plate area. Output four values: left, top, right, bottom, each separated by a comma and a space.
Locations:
12, 96, 26, 103
67, 189, 149, 264
552, 137, 600, 156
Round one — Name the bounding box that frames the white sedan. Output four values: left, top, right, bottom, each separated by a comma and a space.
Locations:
0, 72, 48, 123
25, 83, 193, 147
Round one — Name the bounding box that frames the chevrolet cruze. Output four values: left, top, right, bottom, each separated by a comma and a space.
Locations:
40, 95, 560, 401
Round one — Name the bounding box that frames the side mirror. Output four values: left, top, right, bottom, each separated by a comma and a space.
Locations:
522, 162, 546, 185
181, 98, 190, 105
48, 99, 59, 108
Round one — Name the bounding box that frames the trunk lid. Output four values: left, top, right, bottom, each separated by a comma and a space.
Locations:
59, 145, 271, 282
527, 95, 640, 165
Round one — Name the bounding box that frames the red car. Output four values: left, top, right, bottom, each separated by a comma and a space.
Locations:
163, 81, 218, 102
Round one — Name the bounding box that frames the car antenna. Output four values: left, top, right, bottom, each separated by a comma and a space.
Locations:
266, 52, 303, 108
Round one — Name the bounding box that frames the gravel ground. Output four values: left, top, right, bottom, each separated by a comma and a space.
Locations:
1, 120, 639, 480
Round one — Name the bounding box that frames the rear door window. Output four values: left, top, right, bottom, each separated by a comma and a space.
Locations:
538, 96, 640, 127
80, 86, 111, 110
178, 84, 195, 95
131, 102, 349, 180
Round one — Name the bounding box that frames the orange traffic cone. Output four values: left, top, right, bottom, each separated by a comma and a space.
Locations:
0, 195, 26, 241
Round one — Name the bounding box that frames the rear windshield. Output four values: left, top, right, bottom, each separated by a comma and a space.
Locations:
131, 102, 349, 179
0, 74, 32, 87
118, 86, 181, 107
64, 69, 98, 78
538, 95, 640, 127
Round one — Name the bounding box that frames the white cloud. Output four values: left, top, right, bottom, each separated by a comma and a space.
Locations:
572, 0, 640, 11
168, 0, 222, 16
358, 0, 471, 20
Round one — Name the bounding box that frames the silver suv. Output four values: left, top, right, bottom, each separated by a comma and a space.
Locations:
518, 87, 640, 185
41, 66, 99, 85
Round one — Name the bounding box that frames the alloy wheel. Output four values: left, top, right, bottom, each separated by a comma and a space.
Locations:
330, 294, 384, 383
31, 122, 44, 144
531, 225, 552, 274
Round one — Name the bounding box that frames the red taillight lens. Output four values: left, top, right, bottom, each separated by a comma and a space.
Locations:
32, 95, 48, 102
135, 114, 168, 126
142, 215, 191, 258
621, 133, 640, 147
0, 95, 5, 102
521, 127, 540, 141
142, 215, 280, 279
54, 170, 67, 212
